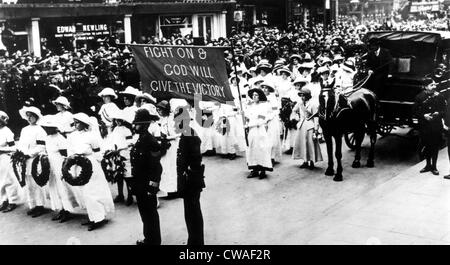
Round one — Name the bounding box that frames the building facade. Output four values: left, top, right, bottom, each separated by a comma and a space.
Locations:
0, 0, 236, 56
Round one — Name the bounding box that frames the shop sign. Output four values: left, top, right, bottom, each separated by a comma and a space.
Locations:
410, 1, 440, 12
160, 16, 191, 26
54, 23, 109, 40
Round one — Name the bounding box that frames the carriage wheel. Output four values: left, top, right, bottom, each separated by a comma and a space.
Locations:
344, 132, 357, 150
377, 124, 394, 136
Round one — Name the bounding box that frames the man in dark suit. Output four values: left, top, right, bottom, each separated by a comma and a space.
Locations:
366, 39, 393, 99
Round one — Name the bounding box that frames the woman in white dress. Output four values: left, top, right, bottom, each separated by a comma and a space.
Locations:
0, 111, 22, 213
52, 96, 75, 136
156, 100, 180, 197
39, 115, 82, 223
104, 110, 135, 206
17, 106, 49, 218
282, 76, 309, 153
98, 88, 120, 136
245, 88, 273, 179
292, 87, 323, 169
68, 113, 115, 231
260, 82, 282, 165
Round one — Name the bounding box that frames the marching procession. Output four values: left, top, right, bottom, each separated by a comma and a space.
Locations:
1, 15, 450, 245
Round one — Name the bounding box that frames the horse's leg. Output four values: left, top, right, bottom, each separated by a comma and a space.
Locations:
367, 121, 377, 168
334, 135, 344, 182
323, 130, 335, 176
352, 127, 365, 168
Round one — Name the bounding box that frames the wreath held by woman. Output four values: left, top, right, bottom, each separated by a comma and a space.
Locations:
31, 154, 50, 187
11, 150, 27, 187
62, 155, 93, 186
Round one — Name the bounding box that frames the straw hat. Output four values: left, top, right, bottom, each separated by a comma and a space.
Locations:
260, 82, 275, 93
277, 67, 292, 76
293, 76, 310, 86
120, 86, 140, 97
317, 66, 330, 75
136, 92, 156, 104
156, 100, 170, 112
73, 113, 92, 128
38, 115, 59, 128
111, 109, 133, 125
247, 88, 267, 102
133, 108, 159, 124
98, 87, 118, 99
19, 106, 42, 121
52, 96, 71, 109
289, 54, 302, 61
300, 62, 315, 69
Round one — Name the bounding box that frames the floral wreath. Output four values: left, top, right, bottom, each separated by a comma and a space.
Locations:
11, 150, 27, 187
62, 155, 93, 186
31, 154, 50, 187
101, 150, 126, 183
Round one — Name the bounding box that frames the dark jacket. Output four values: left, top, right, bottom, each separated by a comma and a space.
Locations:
366, 48, 393, 91
177, 129, 205, 196
414, 89, 446, 146
130, 131, 163, 195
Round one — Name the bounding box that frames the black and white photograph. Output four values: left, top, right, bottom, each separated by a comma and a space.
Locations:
1, 0, 450, 251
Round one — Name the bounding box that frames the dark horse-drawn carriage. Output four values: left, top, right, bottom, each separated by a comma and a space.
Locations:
328, 31, 450, 181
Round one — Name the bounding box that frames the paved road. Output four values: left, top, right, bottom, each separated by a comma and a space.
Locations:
2, 128, 448, 245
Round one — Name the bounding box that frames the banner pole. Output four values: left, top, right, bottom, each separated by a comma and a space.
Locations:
230, 35, 249, 146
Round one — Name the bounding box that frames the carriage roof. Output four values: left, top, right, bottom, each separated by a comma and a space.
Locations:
364, 31, 450, 48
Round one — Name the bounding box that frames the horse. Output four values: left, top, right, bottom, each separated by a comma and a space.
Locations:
318, 86, 377, 182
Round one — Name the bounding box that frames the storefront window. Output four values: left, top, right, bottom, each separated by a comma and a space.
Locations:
198, 15, 213, 42
159, 15, 192, 38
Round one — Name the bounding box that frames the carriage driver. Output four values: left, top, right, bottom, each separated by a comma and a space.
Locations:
414, 78, 446, 176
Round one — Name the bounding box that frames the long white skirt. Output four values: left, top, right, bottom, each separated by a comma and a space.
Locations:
282, 128, 297, 152
0, 154, 23, 204
199, 126, 219, 153
24, 157, 50, 209
216, 115, 247, 155
292, 126, 323, 163
267, 117, 282, 162
74, 155, 115, 222
246, 126, 273, 171
48, 153, 84, 212
159, 137, 179, 194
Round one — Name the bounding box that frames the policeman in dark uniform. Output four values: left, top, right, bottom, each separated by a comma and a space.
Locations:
130, 108, 162, 245
414, 78, 446, 175
174, 106, 205, 245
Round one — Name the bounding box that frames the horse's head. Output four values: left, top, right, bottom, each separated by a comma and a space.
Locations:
319, 88, 352, 122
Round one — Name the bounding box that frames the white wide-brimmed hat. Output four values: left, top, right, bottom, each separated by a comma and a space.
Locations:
136, 92, 156, 104
19, 106, 42, 121
120, 86, 140, 97
300, 62, 315, 69
52, 96, 71, 109
98, 87, 118, 99
111, 109, 133, 124
293, 76, 310, 85
317, 66, 330, 75
38, 115, 59, 128
72, 113, 92, 128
